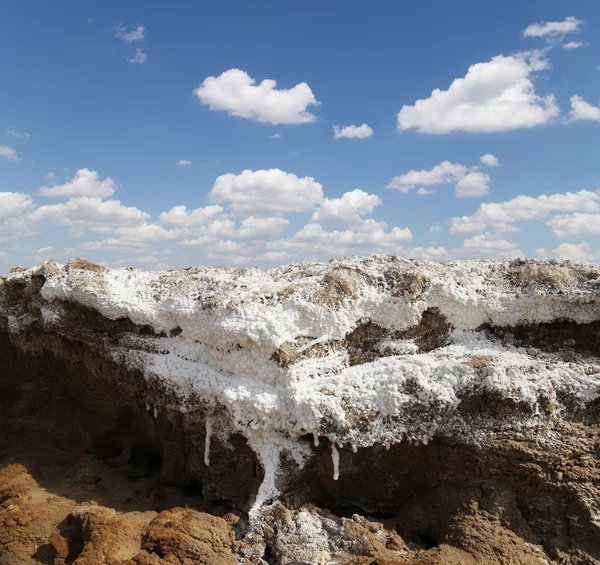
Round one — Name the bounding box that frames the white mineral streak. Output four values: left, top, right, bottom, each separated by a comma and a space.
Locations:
2, 255, 600, 518
331, 441, 340, 481
204, 414, 213, 467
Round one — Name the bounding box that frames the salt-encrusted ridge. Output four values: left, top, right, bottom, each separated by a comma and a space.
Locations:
2, 255, 599, 514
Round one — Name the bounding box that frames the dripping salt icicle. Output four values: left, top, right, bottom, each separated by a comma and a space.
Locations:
204, 414, 213, 466
331, 442, 340, 481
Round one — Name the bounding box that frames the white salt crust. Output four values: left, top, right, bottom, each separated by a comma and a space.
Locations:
2, 255, 600, 517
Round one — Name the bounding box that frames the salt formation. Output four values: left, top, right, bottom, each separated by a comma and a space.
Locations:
1, 255, 600, 526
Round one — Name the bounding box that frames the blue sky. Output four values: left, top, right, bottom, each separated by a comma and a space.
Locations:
1, 0, 600, 269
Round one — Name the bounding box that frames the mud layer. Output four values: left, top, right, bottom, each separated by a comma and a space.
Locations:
1, 256, 600, 563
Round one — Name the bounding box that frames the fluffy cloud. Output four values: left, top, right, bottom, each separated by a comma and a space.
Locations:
461, 233, 518, 252
268, 220, 412, 256
0, 193, 33, 220
563, 41, 584, 50
522, 17, 582, 42
552, 241, 595, 262
480, 154, 499, 167
455, 172, 490, 198
450, 190, 600, 234
270, 133, 281, 139
194, 69, 319, 125
569, 95, 600, 122
159, 205, 224, 228
332, 124, 373, 139
125, 48, 147, 64
0, 145, 19, 161
236, 216, 289, 239
387, 161, 467, 193
209, 169, 323, 216
116, 23, 145, 43
416, 188, 436, 196
39, 168, 117, 199
29, 197, 149, 227
177, 160, 191, 166
546, 213, 600, 238
397, 51, 559, 134
311, 189, 381, 225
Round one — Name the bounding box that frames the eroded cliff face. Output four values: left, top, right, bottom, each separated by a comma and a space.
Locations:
1, 255, 599, 564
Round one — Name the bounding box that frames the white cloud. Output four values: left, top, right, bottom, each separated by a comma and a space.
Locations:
387, 161, 467, 193
311, 189, 381, 225
462, 232, 518, 252
397, 51, 559, 134
36, 246, 53, 254
416, 188, 436, 196
159, 204, 224, 228
29, 197, 149, 227
209, 169, 323, 216
0, 193, 34, 221
552, 241, 595, 262
563, 41, 584, 50
546, 213, 600, 238
116, 23, 145, 43
79, 238, 146, 252
569, 95, 600, 122
236, 216, 289, 239
523, 17, 582, 42
6, 126, 30, 139
105, 224, 179, 242
455, 172, 490, 198
176, 160, 191, 166
450, 189, 600, 234
125, 48, 147, 64
39, 168, 116, 199
0, 146, 19, 161
194, 69, 319, 125
45, 171, 56, 180
429, 225, 443, 233
270, 133, 281, 139
268, 220, 412, 256
480, 154, 499, 167
332, 124, 373, 140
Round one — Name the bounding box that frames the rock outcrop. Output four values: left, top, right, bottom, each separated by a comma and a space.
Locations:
1, 255, 599, 564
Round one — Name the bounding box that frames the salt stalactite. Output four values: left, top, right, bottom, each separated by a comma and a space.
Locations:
204, 414, 213, 467
313, 432, 319, 447
351, 444, 357, 453
153, 405, 157, 418
145, 402, 150, 412
331, 442, 340, 481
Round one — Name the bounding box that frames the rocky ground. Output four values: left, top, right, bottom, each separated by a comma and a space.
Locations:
1, 256, 599, 564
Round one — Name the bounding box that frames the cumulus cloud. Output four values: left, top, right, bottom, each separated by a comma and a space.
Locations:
209, 168, 323, 216
332, 124, 373, 139
236, 216, 290, 239
116, 23, 145, 43
311, 189, 381, 225
125, 48, 147, 64
268, 220, 412, 257
546, 213, 600, 238
416, 188, 436, 196
39, 168, 117, 199
387, 161, 467, 193
29, 197, 149, 228
176, 160, 191, 166
563, 41, 584, 50
159, 205, 224, 228
480, 154, 499, 167
455, 172, 490, 198
194, 69, 319, 125
0, 146, 19, 161
569, 95, 600, 122
522, 16, 582, 42
6, 126, 30, 139
449, 189, 600, 235
397, 51, 559, 134
0, 193, 34, 220
552, 241, 595, 262
461, 232, 518, 252
270, 133, 281, 139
